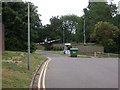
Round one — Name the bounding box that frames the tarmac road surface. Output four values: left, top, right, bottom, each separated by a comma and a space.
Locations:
35, 50, 118, 88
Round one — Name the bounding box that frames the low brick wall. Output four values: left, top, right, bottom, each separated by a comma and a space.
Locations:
73, 45, 104, 54
53, 44, 104, 54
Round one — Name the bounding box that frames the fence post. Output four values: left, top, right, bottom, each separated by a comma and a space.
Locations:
94, 52, 97, 57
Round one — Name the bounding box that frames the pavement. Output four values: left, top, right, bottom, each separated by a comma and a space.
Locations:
35, 50, 118, 88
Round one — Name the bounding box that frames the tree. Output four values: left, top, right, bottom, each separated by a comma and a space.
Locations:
2, 2, 42, 52
39, 15, 83, 43
112, 14, 120, 29
91, 21, 120, 53
60, 15, 82, 43
83, 2, 117, 42
49, 16, 63, 40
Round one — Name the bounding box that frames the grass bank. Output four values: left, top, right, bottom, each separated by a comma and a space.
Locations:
2, 51, 46, 88
47, 50, 119, 58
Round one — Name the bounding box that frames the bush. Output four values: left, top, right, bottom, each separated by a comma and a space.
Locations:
104, 44, 120, 54
53, 46, 63, 51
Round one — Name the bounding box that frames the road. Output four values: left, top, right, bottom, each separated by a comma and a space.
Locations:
35, 50, 118, 88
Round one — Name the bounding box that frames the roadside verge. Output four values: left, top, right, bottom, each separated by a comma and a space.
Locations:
2, 51, 46, 88
30, 57, 51, 90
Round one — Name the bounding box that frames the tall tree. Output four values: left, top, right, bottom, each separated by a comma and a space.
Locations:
83, 1, 117, 42
60, 15, 82, 43
38, 15, 83, 43
2, 2, 42, 52
91, 21, 120, 53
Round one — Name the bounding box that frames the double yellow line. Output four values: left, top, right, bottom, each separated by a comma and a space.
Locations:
38, 57, 51, 90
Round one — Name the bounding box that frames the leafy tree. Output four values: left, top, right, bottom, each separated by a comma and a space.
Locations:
38, 15, 83, 43
49, 16, 63, 40
2, 2, 42, 52
112, 14, 120, 29
60, 15, 82, 43
83, 2, 117, 42
91, 21, 120, 53
37, 16, 63, 42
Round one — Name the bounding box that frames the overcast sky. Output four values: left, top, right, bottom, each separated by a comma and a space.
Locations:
24, 0, 119, 25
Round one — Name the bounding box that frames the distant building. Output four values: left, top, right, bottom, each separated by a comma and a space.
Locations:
117, 1, 120, 14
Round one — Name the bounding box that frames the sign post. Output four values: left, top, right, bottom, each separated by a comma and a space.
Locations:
83, 19, 86, 45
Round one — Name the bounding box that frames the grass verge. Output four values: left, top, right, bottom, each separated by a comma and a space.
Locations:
2, 51, 46, 88
47, 50, 119, 58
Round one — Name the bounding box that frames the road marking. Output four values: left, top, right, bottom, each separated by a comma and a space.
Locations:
42, 58, 51, 89
38, 57, 51, 90
38, 61, 47, 89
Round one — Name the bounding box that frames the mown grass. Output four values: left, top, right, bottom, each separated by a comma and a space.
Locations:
78, 52, 119, 58
94, 53, 119, 58
2, 51, 46, 88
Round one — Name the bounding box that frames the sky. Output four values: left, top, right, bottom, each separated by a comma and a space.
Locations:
24, 0, 119, 25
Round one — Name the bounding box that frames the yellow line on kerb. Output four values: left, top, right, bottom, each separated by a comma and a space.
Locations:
38, 61, 47, 89
38, 57, 51, 90
43, 57, 51, 89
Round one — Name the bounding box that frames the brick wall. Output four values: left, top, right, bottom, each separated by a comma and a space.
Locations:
53, 44, 104, 54
73, 45, 104, 54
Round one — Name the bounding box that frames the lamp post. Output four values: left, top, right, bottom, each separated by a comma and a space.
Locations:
28, 2, 30, 70
62, 21, 65, 51
83, 17, 86, 45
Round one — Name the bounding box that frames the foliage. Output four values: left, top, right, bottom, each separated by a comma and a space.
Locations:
36, 16, 63, 43
83, 2, 117, 42
2, 2, 42, 52
60, 15, 82, 43
91, 21, 120, 53
38, 15, 83, 44
82, 1, 120, 53
112, 14, 120, 29
3, 1, 120, 54
36, 1, 120, 53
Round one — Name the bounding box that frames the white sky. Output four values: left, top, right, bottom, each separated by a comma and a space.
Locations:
24, 0, 119, 25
